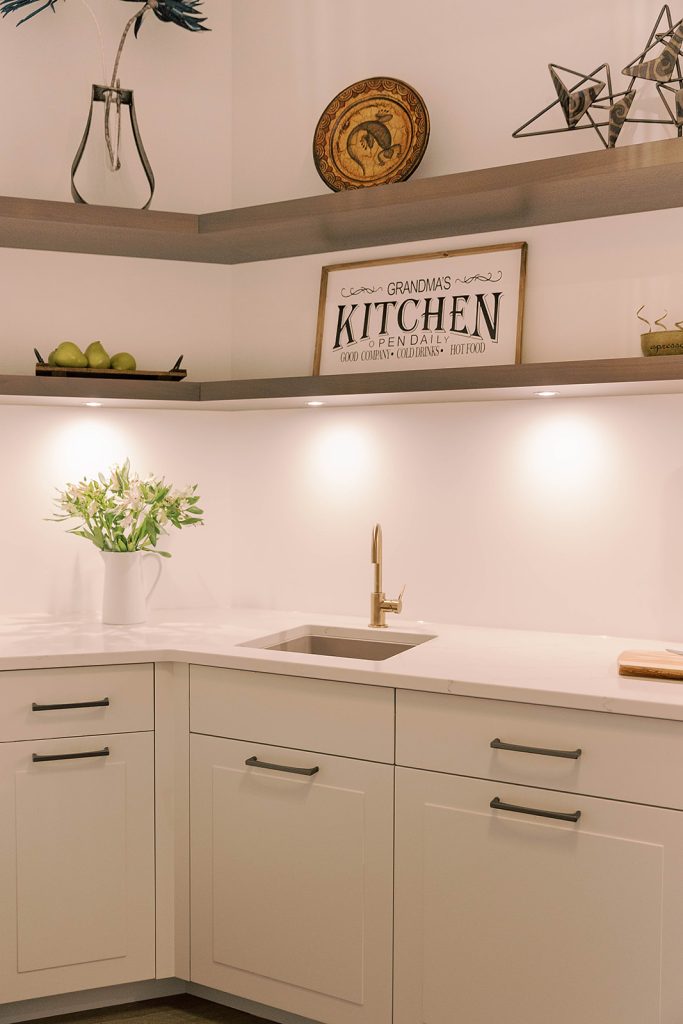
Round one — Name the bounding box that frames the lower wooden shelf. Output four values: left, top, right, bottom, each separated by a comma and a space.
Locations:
3, 355, 683, 409
199, 355, 683, 405
0, 374, 200, 406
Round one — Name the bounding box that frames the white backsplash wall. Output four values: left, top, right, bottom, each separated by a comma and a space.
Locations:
0, 405, 232, 617
224, 395, 683, 642
2, 392, 682, 641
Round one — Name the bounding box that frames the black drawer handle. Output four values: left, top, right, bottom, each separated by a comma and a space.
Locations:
245, 755, 319, 777
32, 697, 110, 712
490, 796, 581, 823
32, 747, 110, 763
491, 737, 582, 760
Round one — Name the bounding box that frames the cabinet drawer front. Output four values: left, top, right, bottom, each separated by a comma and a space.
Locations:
190, 665, 394, 762
396, 690, 683, 808
0, 664, 154, 741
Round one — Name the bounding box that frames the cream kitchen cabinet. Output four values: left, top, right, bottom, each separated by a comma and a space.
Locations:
0, 665, 156, 1004
189, 666, 395, 1024
394, 689, 683, 1024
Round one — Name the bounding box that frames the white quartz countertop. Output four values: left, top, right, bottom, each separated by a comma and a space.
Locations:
1, 607, 683, 721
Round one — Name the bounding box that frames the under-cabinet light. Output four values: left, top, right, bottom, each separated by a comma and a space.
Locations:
307, 401, 325, 407
85, 401, 102, 407
534, 391, 559, 398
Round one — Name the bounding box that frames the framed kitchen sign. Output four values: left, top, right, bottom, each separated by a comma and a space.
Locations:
313, 242, 527, 375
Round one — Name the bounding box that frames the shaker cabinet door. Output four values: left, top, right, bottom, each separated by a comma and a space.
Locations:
0, 733, 155, 1002
190, 734, 394, 1024
394, 767, 683, 1024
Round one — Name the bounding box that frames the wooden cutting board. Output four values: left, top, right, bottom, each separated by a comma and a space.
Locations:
618, 649, 683, 681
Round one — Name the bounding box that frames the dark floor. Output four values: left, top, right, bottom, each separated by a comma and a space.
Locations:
30, 995, 270, 1024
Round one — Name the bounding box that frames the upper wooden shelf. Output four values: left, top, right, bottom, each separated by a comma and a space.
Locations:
5, 355, 683, 409
2, 138, 683, 265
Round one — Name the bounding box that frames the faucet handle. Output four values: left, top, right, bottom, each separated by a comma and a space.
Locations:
384, 585, 406, 616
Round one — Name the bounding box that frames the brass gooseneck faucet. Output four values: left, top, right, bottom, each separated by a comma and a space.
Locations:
370, 523, 405, 628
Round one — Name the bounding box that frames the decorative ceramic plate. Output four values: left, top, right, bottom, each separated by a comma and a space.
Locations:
313, 77, 430, 191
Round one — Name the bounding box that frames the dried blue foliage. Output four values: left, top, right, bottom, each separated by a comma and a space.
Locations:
0, 0, 209, 31
124, 0, 209, 35
0, 0, 60, 26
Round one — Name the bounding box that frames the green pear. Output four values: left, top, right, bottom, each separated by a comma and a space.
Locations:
110, 352, 137, 371
53, 342, 88, 368
85, 341, 111, 369
47, 349, 58, 366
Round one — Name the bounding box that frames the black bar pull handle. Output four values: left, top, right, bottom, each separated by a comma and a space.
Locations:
32, 697, 110, 712
490, 796, 581, 823
32, 747, 110, 763
245, 755, 319, 777
491, 737, 582, 760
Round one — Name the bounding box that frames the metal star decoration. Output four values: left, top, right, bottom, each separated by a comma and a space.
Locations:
514, 5, 683, 149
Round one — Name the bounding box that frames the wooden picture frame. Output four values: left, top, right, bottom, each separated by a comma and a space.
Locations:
313, 242, 527, 376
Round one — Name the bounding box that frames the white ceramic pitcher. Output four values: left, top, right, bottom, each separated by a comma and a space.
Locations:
101, 551, 162, 625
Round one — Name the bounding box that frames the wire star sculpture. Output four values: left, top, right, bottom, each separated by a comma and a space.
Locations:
514, 4, 683, 149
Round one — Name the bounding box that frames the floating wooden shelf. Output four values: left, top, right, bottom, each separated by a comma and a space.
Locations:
3, 356, 683, 409
3, 141, 683, 407
0, 374, 200, 404
198, 356, 683, 405
2, 139, 683, 265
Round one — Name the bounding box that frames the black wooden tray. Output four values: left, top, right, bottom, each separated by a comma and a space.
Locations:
34, 351, 187, 382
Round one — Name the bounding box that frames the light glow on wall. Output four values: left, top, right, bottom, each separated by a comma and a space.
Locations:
47, 415, 133, 482
520, 412, 605, 497
307, 422, 372, 492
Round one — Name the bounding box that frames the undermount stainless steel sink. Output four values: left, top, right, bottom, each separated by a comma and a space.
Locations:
240, 626, 435, 662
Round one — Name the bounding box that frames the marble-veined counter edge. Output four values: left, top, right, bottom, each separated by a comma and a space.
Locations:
0, 608, 681, 722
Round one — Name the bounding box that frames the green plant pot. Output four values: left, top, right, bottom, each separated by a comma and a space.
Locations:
641, 331, 683, 356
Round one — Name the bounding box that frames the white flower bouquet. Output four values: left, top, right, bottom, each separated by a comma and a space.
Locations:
50, 458, 204, 557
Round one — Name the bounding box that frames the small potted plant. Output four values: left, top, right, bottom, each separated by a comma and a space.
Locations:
50, 458, 204, 624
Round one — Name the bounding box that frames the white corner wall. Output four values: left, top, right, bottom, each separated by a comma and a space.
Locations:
0, 1, 682, 641
0, 0, 232, 380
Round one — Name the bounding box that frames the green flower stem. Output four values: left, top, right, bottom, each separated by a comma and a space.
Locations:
49, 458, 204, 558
